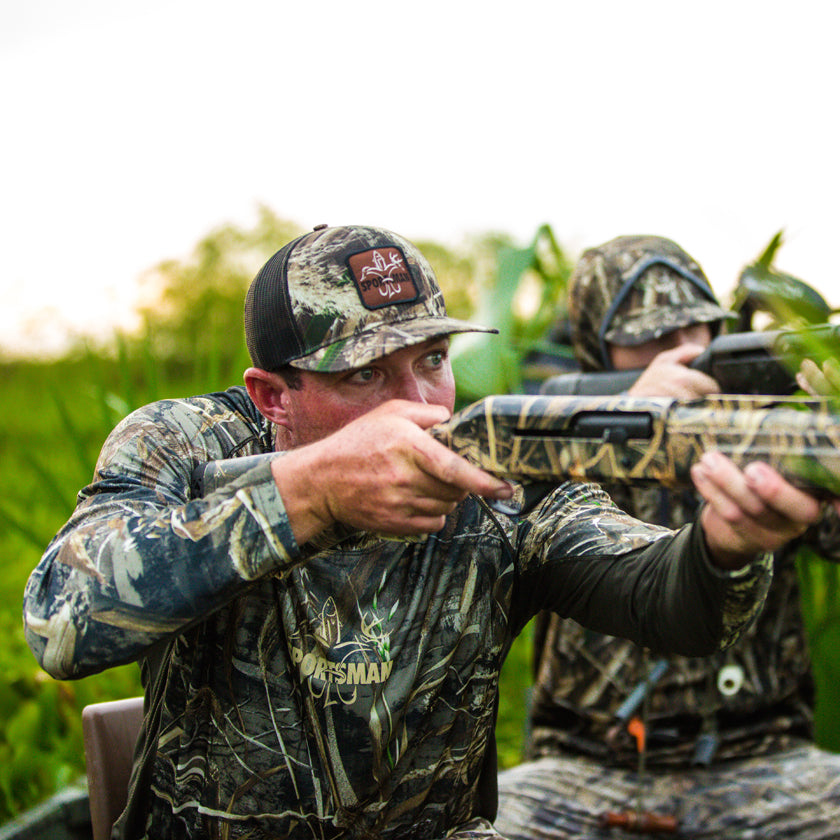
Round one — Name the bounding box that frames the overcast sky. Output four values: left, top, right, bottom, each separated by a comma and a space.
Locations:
2, 0, 839, 357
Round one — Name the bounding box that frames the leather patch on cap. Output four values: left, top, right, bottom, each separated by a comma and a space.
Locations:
347, 247, 420, 309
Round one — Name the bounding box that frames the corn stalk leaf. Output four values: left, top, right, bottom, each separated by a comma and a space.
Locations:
451, 224, 572, 403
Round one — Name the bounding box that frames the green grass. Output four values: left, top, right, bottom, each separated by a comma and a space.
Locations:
497, 624, 534, 768
0, 358, 144, 819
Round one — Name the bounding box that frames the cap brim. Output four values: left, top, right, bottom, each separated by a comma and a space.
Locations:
605, 303, 735, 347
289, 316, 498, 372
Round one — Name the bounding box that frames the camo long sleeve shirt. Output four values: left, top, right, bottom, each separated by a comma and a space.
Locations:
22, 386, 771, 840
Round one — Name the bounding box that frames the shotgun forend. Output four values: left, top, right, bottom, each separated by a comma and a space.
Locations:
428, 394, 840, 498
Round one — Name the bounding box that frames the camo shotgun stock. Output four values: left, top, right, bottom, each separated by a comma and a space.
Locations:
192, 395, 840, 500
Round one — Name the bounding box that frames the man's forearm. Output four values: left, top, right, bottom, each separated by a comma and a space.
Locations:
518, 484, 772, 657
23, 462, 297, 679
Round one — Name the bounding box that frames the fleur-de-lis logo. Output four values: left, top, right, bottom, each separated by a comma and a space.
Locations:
349, 247, 419, 309
359, 251, 407, 298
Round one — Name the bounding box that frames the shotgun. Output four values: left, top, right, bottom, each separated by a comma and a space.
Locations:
193, 394, 840, 501
541, 324, 840, 397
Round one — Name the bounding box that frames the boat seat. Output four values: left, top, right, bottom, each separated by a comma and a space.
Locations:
82, 697, 144, 840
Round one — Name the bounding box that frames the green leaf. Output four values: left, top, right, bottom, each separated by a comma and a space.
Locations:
451, 224, 572, 402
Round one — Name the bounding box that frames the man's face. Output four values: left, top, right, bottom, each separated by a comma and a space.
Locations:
278, 336, 456, 448
609, 323, 713, 371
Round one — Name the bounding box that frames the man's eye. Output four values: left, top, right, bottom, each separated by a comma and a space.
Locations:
351, 368, 375, 383
427, 350, 446, 366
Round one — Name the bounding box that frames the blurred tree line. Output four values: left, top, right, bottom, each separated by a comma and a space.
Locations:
126, 207, 507, 378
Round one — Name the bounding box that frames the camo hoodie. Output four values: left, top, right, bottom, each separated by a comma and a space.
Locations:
527, 479, 840, 769
527, 236, 840, 768
23, 386, 770, 840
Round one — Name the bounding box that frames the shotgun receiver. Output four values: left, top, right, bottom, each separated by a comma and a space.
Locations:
542, 324, 840, 397
193, 394, 840, 500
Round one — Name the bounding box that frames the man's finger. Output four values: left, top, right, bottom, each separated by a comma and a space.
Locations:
691, 452, 822, 566
418, 436, 514, 502
742, 461, 823, 526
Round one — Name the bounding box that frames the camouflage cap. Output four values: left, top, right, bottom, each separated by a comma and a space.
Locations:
244, 225, 496, 372
568, 235, 733, 371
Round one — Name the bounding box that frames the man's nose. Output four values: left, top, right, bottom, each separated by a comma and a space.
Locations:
391, 374, 427, 403
673, 328, 699, 346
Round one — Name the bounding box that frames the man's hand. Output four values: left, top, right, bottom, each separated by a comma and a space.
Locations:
690, 452, 826, 569
627, 344, 719, 399
797, 357, 840, 398
273, 400, 514, 544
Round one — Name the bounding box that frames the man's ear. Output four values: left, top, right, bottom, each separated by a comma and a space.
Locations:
244, 368, 291, 428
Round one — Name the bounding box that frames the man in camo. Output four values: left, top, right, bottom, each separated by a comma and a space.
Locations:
22, 226, 829, 840
496, 234, 840, 839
